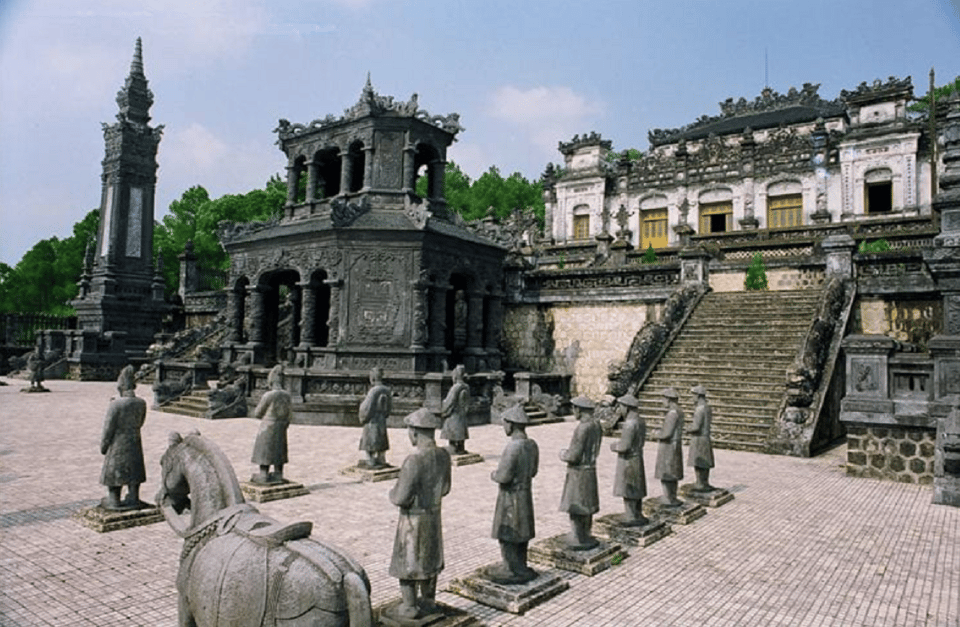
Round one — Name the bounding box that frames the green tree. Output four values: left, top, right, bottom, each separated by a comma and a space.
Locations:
641, 244, 658, 264
605, 148, 643, 163
909, 76, 960, 113
744, 252, 768, 291
0, 208, 99, 314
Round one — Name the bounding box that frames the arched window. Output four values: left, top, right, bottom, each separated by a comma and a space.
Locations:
766, 180, 803, 229
572, 204, 590, 240
864, 168, 893, 214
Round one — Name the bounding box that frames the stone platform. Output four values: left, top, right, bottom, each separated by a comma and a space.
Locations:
447, 567, 568, 614
679, 484, 735, 507
239, 479, 309, 502
643, 498, 707, 524
75, 502, 163, 533
340, 464, 402, 482
594, 513, 672, 547
528, 533, 625, 576
375, 600, 481, 627
448, 451, 484, 467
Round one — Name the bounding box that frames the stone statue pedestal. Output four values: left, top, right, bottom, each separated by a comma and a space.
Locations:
76, 501, 162, 533
448, 566, 568, 614
340, 464, 401, 482
594, 513, 672, 547
20, 386, 50, 394
375, 599, 481, 627
679, 484, 735, 508
528, 533, 625, 576
239, 479, 309, 503
448, 451, 484, 467
642, 498, 706, 524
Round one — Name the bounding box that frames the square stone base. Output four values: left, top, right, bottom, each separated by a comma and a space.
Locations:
594, 513, 672, 547
341, 464, 401, 482
76, 502, 163, 533
447, 566, 568, 614
375, 599, 481, 627
449, 452, 484, 467
642, 498, 707, 524
679, 484, 735, 507
239, 479, 309, 503
528, 533, 625, 576
933, 477, 960, 507
19, 386, 50, 393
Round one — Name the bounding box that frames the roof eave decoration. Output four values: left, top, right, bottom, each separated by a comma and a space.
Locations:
558, 132, 612, 155
648, 83, 844, 146
841, 76, 914, 106
274, 78, 465, 143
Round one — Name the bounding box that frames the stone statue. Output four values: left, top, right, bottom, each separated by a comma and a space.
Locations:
486, 404, 539, 584
358, 366, 392, 468
27, 349, 46, 390
654, 387, 684, 506
440, 364, 470, 454
388, 408, 452, 620
250, 364, 290, 484
609, 394, 648, 525
99, 365, 147, 510
158, 432, 373, 627
687, 385, 716, 491
559, 396, 602, 550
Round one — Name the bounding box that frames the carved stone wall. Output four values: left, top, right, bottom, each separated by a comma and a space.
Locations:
852, 297, 943, 346
501, 305, 555, 374
845, 425, 936, 484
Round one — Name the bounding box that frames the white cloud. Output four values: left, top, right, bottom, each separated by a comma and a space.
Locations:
446, 142, 488, 181
488, 85, 604, 157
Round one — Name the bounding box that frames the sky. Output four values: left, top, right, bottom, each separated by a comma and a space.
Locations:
1, 0, 959, 267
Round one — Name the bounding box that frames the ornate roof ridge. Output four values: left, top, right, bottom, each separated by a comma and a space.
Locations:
648, 83, 843, 146
274, 77, 464, 141
114, 37, 154, 126
558, 132, 612, 155
841, 76, 914, 103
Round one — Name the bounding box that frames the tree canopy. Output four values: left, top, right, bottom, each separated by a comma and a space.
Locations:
909, 76, 960, 113
416, 161, 545, 226
0, 208, 99, 315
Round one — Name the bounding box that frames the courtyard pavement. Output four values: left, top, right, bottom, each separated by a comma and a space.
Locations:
0, 378, 957, 627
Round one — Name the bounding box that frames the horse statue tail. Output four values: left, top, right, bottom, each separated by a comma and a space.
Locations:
344, 571, 373, 627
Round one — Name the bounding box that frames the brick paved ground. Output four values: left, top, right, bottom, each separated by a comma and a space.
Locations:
0, 378, 957, 626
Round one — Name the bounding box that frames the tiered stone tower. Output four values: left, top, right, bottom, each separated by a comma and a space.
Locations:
65, 38, 167, 378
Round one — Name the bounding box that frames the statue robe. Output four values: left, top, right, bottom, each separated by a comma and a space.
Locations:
358, 384, 392, 453
440, 381, 470, 442
655, 407, 684, 481
559, 418, 602, 515
389, 443, 451, 580
491, 436, 539, 543
612, 411, 647, 500
688, 401, 715, 469
100, 395, 147, 486
251, 389, 291, 466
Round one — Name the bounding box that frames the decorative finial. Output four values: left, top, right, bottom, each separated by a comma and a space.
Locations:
131, 37, 144, 76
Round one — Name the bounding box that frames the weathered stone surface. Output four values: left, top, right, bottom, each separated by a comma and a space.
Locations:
642, 498, 707, 524
376, 599, 481, 627
448, 451, 484, 467
527, 533, 625, 576
678, 484, 735, 508
447, 567, 568, 614
75, 502, 162, 533
594, 513, 671, 547
340, 463, 400, 482
238, 479, 309, 503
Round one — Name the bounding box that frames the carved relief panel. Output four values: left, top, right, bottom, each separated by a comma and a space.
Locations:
345, 248, 411, 346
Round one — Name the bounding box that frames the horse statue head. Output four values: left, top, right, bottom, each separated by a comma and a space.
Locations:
157, 430, 246, 537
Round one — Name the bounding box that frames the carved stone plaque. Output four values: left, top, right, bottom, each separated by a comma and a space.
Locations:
347, 250, 409, 346
127, 187, 143, 258
375, 131, 403, 189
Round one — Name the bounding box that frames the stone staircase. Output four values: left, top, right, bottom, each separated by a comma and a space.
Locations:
155, 388, 210, 418
636, 289, 822, 453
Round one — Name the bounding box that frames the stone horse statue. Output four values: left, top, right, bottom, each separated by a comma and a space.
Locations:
158, 431, 373, 627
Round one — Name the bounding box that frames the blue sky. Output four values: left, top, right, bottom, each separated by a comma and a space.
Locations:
1, 0, 958, 266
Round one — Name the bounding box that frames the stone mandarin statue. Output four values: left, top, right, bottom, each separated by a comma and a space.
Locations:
358, 366, 392, 468
440, 364, 471, 454
250, 364, 291, 484
609, 393, 649, 525
559, 395, 603, 550
27, 349, 46, 390
100, 365, 147, 510
487, 404, 540, 584
687, 385, 716, 491
655, 387, 685, 506
388, 407, 452, 620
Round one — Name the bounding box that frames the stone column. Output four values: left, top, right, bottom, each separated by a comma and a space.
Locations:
739, 129, 759, 229
430, 160, 446, 200
402, 137, 416, 192
178, 240, 198, 299
288, 285, 301, 351
299, 281, 316, 347
339, 150, 353, 195
429, 283, 448, 349
822, 233, 856, 280
810, 120, 832, 224
679, 247, 711, 286
363, 147, 374, 190
306, 161, 319, 203
247, 285, 267, 345
228, 287, 245, 343
464, 290, 485, 370
484, 291, 503, 370
324, 278, 342, 346
411, 276, 429, 350
285, 162, 299, 206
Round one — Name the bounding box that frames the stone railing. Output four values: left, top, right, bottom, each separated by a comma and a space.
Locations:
520, 262, 681, 304
0, 313, 77, 347
854, 250, 937, 294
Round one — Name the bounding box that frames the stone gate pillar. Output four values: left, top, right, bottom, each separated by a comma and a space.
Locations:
464, 290, 485, 371
248, 285, 266, 345
324, 278, 342, 346
227, 287, 245, 343
306, 160, 319, 203
823, 233, 856, 280
339, 150, 353, 195
299, 281, 316, 347
483, 290, 503, 370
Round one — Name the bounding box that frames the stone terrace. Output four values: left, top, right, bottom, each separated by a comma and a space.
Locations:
0, 379, 957, 626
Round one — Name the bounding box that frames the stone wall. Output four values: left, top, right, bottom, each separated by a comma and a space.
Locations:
845, 425, 936, 484
710, 267, 825, 292
549, 302, 657, 399
851, 297, 942, 346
